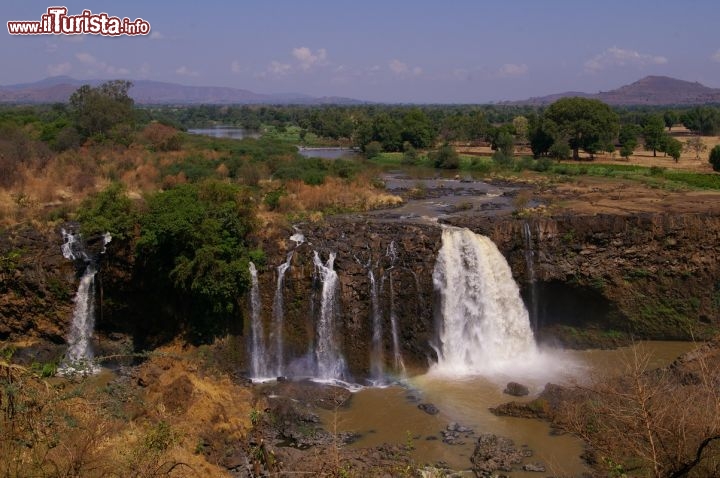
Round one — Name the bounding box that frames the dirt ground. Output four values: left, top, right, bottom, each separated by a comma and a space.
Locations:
533, 175, 720, 216
452, 126, 720, 216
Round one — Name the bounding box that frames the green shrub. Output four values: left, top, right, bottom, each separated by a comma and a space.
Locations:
430, 144, 459, 169
709, 145, 720, 172
264, 189, 285, 211
364, 141, 382, 159
77, 183, 136, 239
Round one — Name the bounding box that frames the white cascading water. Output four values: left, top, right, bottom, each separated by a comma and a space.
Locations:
368, 268, 384, 381
312, 251, 347, 381
385, 241, 406, 375
271, 252, 293, 376
58, 230, 111, 376
387, 273, 406, 375
64, 262, 99, 368
248, 262, 270, 379
522, 221, 539, 331
432, 227, 538, 376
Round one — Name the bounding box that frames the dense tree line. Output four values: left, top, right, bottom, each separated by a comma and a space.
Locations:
3, 80, 720, 170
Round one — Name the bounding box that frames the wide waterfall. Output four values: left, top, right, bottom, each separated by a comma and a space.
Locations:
248, 262, 270, 379
312, 251, 347, 381
432, 227, 538, 376
58, 229, 111, 376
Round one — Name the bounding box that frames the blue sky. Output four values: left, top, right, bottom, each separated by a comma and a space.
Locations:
3, 0, 720, 102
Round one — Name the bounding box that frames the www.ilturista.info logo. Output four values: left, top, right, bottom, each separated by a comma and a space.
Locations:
7, 7, 150, 36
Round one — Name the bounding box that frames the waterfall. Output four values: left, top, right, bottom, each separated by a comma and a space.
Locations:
522, 222, 539, 331
64, 263, 98, 368
58, 230, 111, 376
385, 241, 405, 375
312, 251, 347, 381
368, 268, 384, 381
432, 227, 537, 376
271, 252, 293, 376
387, 273, 406, 375
248, 262, 270, 379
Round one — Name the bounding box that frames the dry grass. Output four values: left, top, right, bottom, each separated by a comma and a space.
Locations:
277, 176, 402, 214
0, 342, 258, 478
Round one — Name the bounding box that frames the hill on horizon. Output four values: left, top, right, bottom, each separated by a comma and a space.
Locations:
0, 76, 364, 105
506, 76, 720, 106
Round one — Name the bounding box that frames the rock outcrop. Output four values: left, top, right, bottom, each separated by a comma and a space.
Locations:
3, 210, 720, 378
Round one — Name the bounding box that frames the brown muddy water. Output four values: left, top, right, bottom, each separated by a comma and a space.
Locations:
318, 341, 697, 476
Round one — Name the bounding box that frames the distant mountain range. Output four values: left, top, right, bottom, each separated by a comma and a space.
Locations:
2, 75, 720, 106
505, 76, 720, 106
0, 76, 364, 105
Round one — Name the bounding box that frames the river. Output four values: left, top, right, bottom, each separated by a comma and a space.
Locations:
318, 341, 696, 476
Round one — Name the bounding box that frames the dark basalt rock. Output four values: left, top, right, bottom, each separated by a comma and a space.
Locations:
471, 433, 529, 476
418, 402, 439, 415
503, 381, 530, 396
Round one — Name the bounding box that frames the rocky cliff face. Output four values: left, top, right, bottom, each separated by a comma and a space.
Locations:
0, 227, 75, 344
447, 213, 720, 345
253, 218, 442, 377
3, 211, 719, 376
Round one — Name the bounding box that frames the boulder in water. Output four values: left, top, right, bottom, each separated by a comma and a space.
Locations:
418, 403, 439, 415
522, 463, 546, 472
471, 433, 526, 476
503, 381, 530, 397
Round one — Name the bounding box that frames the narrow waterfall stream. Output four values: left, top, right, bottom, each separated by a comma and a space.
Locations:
271, 252, 293, 376
522, 221, 539, 331
248, 262, 269, 379
312, 251, 347, 381
58, 229, 111, 376
368, 268, 384, 382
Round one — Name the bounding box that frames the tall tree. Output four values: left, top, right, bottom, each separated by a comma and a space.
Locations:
663, 110, 679, 131
400, 108, 435, 149
544, 97, 619, 160
619, 123, 641, 159
663, 137, 682, 163
681, 107, 720, 136
512, 115, 529, 147
69, 80, 134, 141
527, 113, 555, 158
686, 136, 707, 160
643, 115, 667, 157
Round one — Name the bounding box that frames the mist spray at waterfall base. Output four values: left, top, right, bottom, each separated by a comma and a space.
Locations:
429, 227, 582, 387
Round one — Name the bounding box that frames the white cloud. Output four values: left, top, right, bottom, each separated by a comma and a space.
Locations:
47, 62, 71, 76
106, 66, 130, 75
268, 60, 291, 76
712, 50, 720, 63
75, 52, 130, 76
497, 63, 528, 78
175, 65, 199, 77
75, 52, 96, 64
149, 31, 164, 40
584, 47, 667, 73
389, 59, 422, 77
292, 46, 327, 70
389, 59, 408, 74
61, 34, 84, 43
